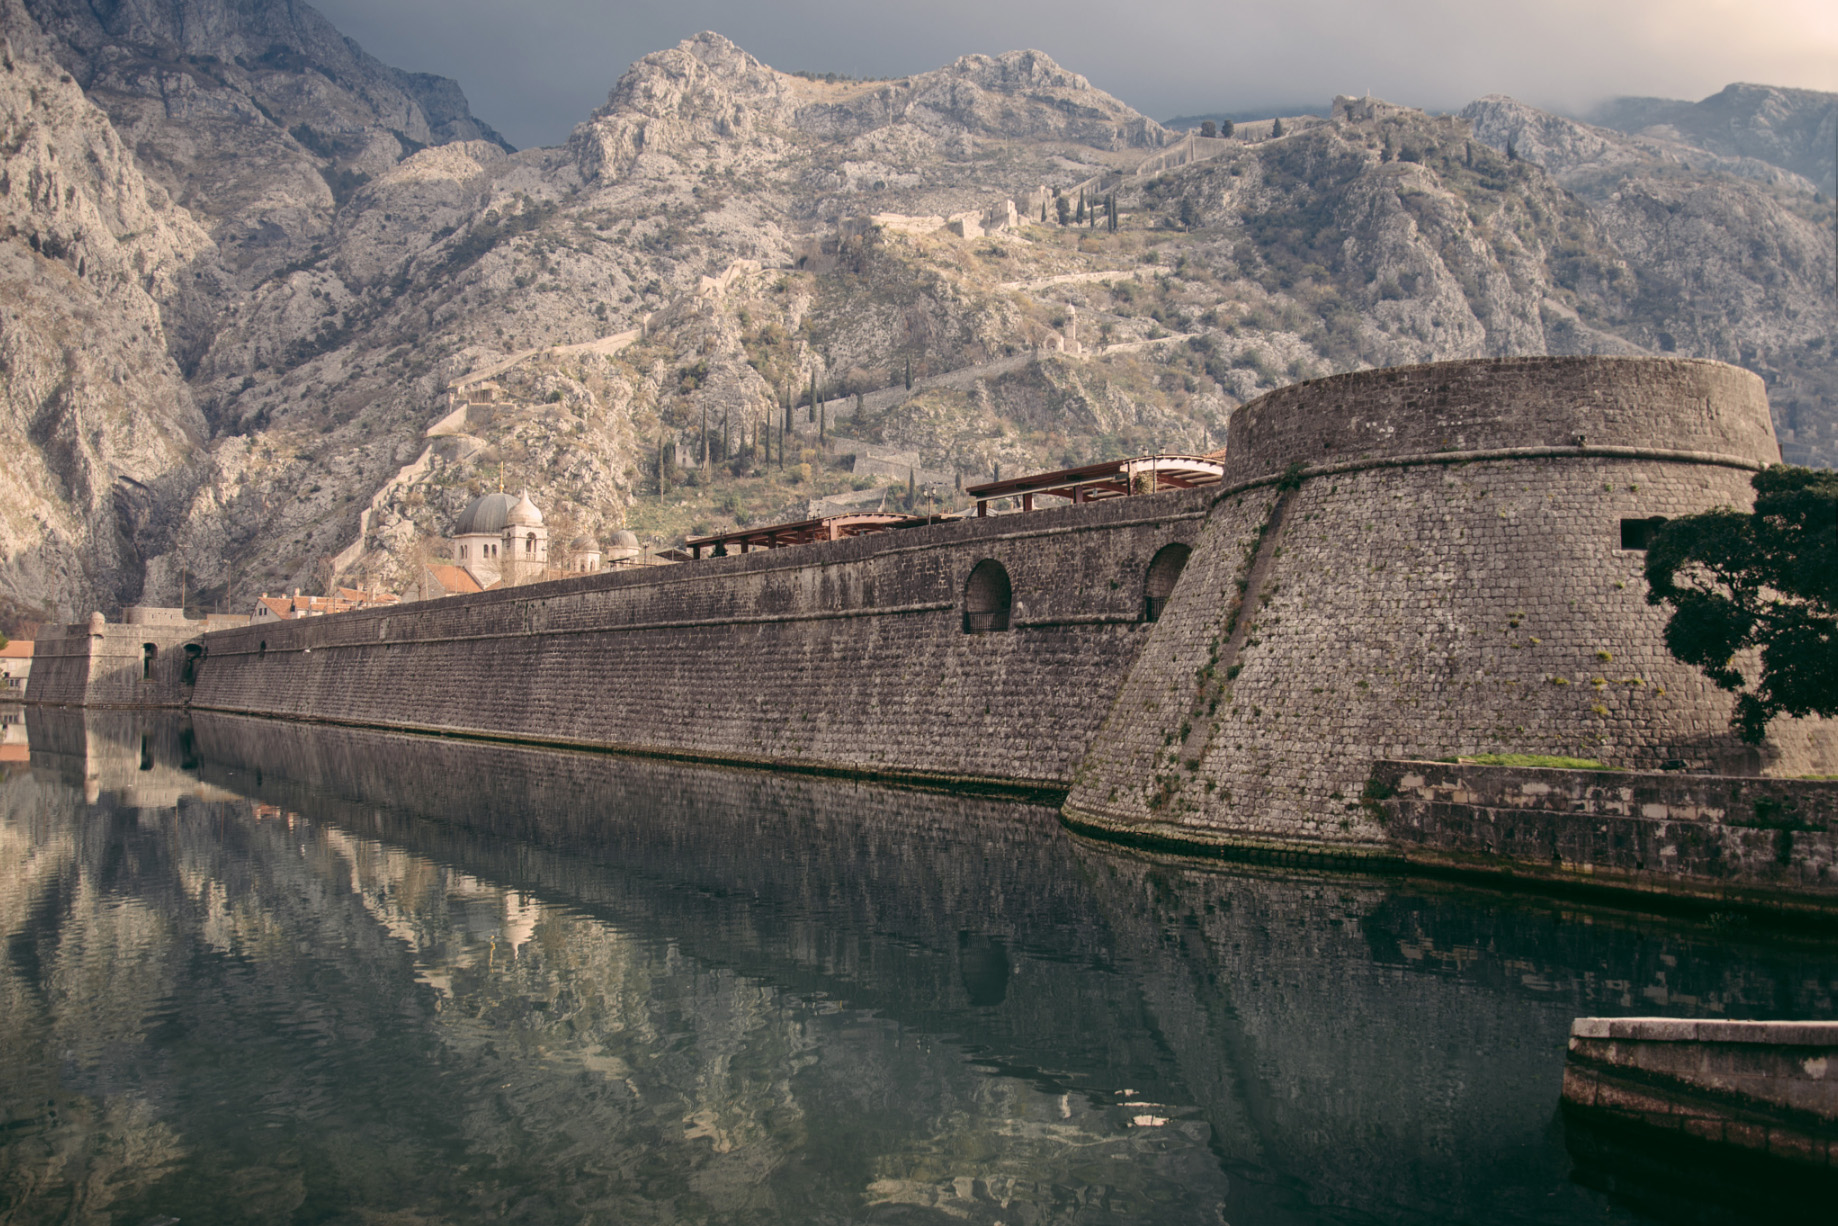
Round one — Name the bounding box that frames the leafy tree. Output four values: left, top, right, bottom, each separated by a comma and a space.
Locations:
1055, 194, 1071, 225
1200, 120, 1217, 138
1644, 465, 1838, 743
1221, 119, 1235, 138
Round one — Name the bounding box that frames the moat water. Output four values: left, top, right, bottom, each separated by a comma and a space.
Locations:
3, 708, 1835, 1225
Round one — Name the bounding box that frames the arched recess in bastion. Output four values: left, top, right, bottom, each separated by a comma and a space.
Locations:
963, 560, 1012, 633
1144, 544, 1192, 623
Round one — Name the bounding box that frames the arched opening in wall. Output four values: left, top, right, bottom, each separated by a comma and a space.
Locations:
181, 644, 203, 685
963, 560, 1012, 633
1620, 517, 1668, 551
526, 532, 536, 554
258, 640, 267, 660
141, 643, 157, 680
1144, 543, 1192, 623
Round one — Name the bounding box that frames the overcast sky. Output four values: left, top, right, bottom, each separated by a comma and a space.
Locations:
314, 0, 1838, 150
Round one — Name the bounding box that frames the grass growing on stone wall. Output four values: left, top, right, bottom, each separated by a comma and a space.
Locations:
1459, 753, 1615, 770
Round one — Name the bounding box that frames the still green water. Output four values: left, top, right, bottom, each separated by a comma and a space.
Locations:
2, 708, 1834, 1225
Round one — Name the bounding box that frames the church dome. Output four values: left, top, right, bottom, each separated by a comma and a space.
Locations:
453, 491, 520, 536
609, 530, 640, 549
506, 492, 544, 528
569, 534, 599, 551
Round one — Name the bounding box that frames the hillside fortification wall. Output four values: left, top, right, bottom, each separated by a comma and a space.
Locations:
188, 490, 1214, 792
30, 618, 204, 708
1064, 356, 1834, 859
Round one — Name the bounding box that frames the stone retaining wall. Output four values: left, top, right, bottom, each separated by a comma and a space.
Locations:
1375, 760, 1838, 911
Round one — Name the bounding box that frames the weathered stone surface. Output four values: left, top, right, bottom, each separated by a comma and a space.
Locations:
1064, 356, 1832, 857
1377, 760, 1838, 910
179, 488, 1211, 789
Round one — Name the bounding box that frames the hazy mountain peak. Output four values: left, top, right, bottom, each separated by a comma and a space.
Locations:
1588, 81, 1836, 192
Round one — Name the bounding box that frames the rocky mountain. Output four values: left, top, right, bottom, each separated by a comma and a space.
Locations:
0, 0, 210, 621
1589, 83, 1837, 194
0, 0, 1832, 622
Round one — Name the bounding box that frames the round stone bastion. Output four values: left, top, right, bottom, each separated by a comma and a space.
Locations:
1064, 355, 1835, 860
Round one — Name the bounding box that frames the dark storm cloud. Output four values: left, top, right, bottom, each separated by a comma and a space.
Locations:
313, 0, 1838, 149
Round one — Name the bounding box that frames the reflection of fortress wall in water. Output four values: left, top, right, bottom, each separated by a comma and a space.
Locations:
1069, 838, 1838, 1221
59, 711, 1837, 1224
24, 708, 234, 807
185, 712, 1177, 1066
24, 357, 1838, 865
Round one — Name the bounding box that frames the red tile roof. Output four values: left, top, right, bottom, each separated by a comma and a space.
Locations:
424, 566, 483, 595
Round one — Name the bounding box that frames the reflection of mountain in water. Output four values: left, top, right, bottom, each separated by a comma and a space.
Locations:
4, 712, 1836, 1224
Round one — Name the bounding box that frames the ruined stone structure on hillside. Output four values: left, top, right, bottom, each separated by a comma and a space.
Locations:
22, 357, 1837, 888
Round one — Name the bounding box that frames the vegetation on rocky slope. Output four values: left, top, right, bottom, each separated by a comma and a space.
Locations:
0, 1, 1831, 617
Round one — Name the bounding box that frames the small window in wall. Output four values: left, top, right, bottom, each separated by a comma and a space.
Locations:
258, 640, 267, 659
141, 643, 157, 680
963, 559, 1013, 633
1144, 543, 1192, 623
1620, 516, 1667, 550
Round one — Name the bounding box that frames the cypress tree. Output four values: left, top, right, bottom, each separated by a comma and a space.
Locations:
1222, 119, 1234, 138
1076, 191, 1086, 224
904, 358, 912, 390
1271, 117, 1284, 138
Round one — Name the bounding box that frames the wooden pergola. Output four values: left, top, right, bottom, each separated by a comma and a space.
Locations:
965, 453, 1226, 516
685, 513, 954, 559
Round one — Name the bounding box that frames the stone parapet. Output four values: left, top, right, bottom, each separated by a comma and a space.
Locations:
1219, 356, 1778, 486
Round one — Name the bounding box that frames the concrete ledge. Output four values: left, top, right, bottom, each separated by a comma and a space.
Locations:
1571, 1017, 1838, 1046
1059, 804, 1402, 867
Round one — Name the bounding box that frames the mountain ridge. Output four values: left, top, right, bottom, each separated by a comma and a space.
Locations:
0, 2, 1832, 625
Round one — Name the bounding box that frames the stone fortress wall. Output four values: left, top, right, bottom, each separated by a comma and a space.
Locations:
184, 488, 1215, 793
25, 356, 1836, 871
30, 617, 207, 709
1064, 356, 1835, 857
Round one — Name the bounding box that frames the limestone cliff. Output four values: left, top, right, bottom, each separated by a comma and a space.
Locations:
0, 0, 209, 618
0, 2, 1832, 618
